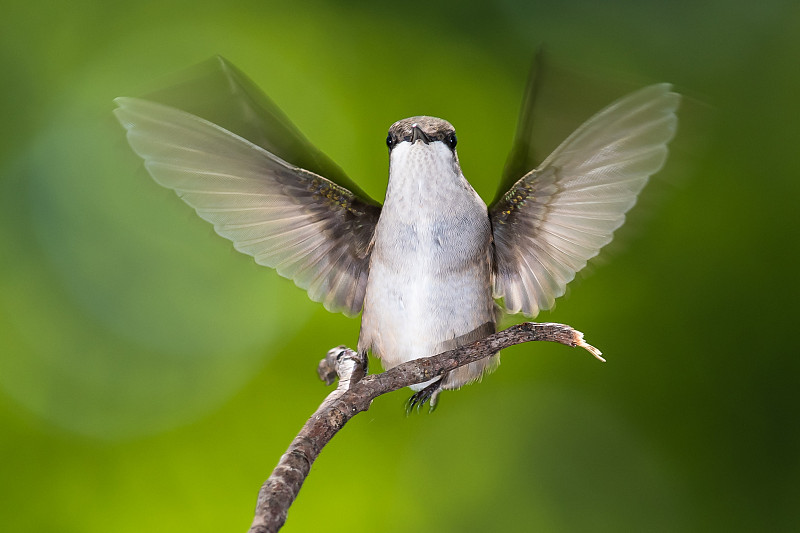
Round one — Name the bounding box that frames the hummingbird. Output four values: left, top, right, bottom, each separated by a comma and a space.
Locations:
115, 57, 679, 407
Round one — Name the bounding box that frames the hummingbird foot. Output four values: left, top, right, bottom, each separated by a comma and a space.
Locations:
406, 379, 443, 414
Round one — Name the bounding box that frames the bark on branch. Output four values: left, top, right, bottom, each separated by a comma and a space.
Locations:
247, 321, 603, 532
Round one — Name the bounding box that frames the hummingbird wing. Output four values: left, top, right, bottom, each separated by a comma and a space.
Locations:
493, 49, 546, 204
139, 56, 377, 204
489, 83, 680, 316
115, 97, 380, 317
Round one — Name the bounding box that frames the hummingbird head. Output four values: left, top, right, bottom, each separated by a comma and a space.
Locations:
385, 116, 461, 182
386, 116, 457, 152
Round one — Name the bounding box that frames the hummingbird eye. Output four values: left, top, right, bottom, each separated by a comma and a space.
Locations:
386, 133, 395, 150
447, 133, 457, 150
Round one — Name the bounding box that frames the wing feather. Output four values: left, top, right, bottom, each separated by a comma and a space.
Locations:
490, 84, 680, 316
115, 98, 380, 316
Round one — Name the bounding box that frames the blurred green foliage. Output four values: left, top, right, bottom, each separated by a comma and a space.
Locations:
1, 0, 799, 531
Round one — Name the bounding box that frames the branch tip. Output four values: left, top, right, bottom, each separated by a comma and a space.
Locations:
572, 331, 605, 362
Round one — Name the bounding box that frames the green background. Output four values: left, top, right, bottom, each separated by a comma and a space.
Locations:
2, 1, 799, 531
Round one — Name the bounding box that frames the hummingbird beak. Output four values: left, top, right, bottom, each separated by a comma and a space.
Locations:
410, 124, 431, 144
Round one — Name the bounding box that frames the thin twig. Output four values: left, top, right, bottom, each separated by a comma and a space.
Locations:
247, 321, 602, 533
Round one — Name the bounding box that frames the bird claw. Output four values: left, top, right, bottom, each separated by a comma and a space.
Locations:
406, 380, 442, 414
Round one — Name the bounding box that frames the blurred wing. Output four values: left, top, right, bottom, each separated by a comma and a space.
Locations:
490, 83, 680, 316
115, 98, 381, 316
495, 49, 546, 203
142, 56, 377, 203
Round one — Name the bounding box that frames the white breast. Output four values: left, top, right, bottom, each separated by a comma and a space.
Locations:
358, 141, 495, 384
